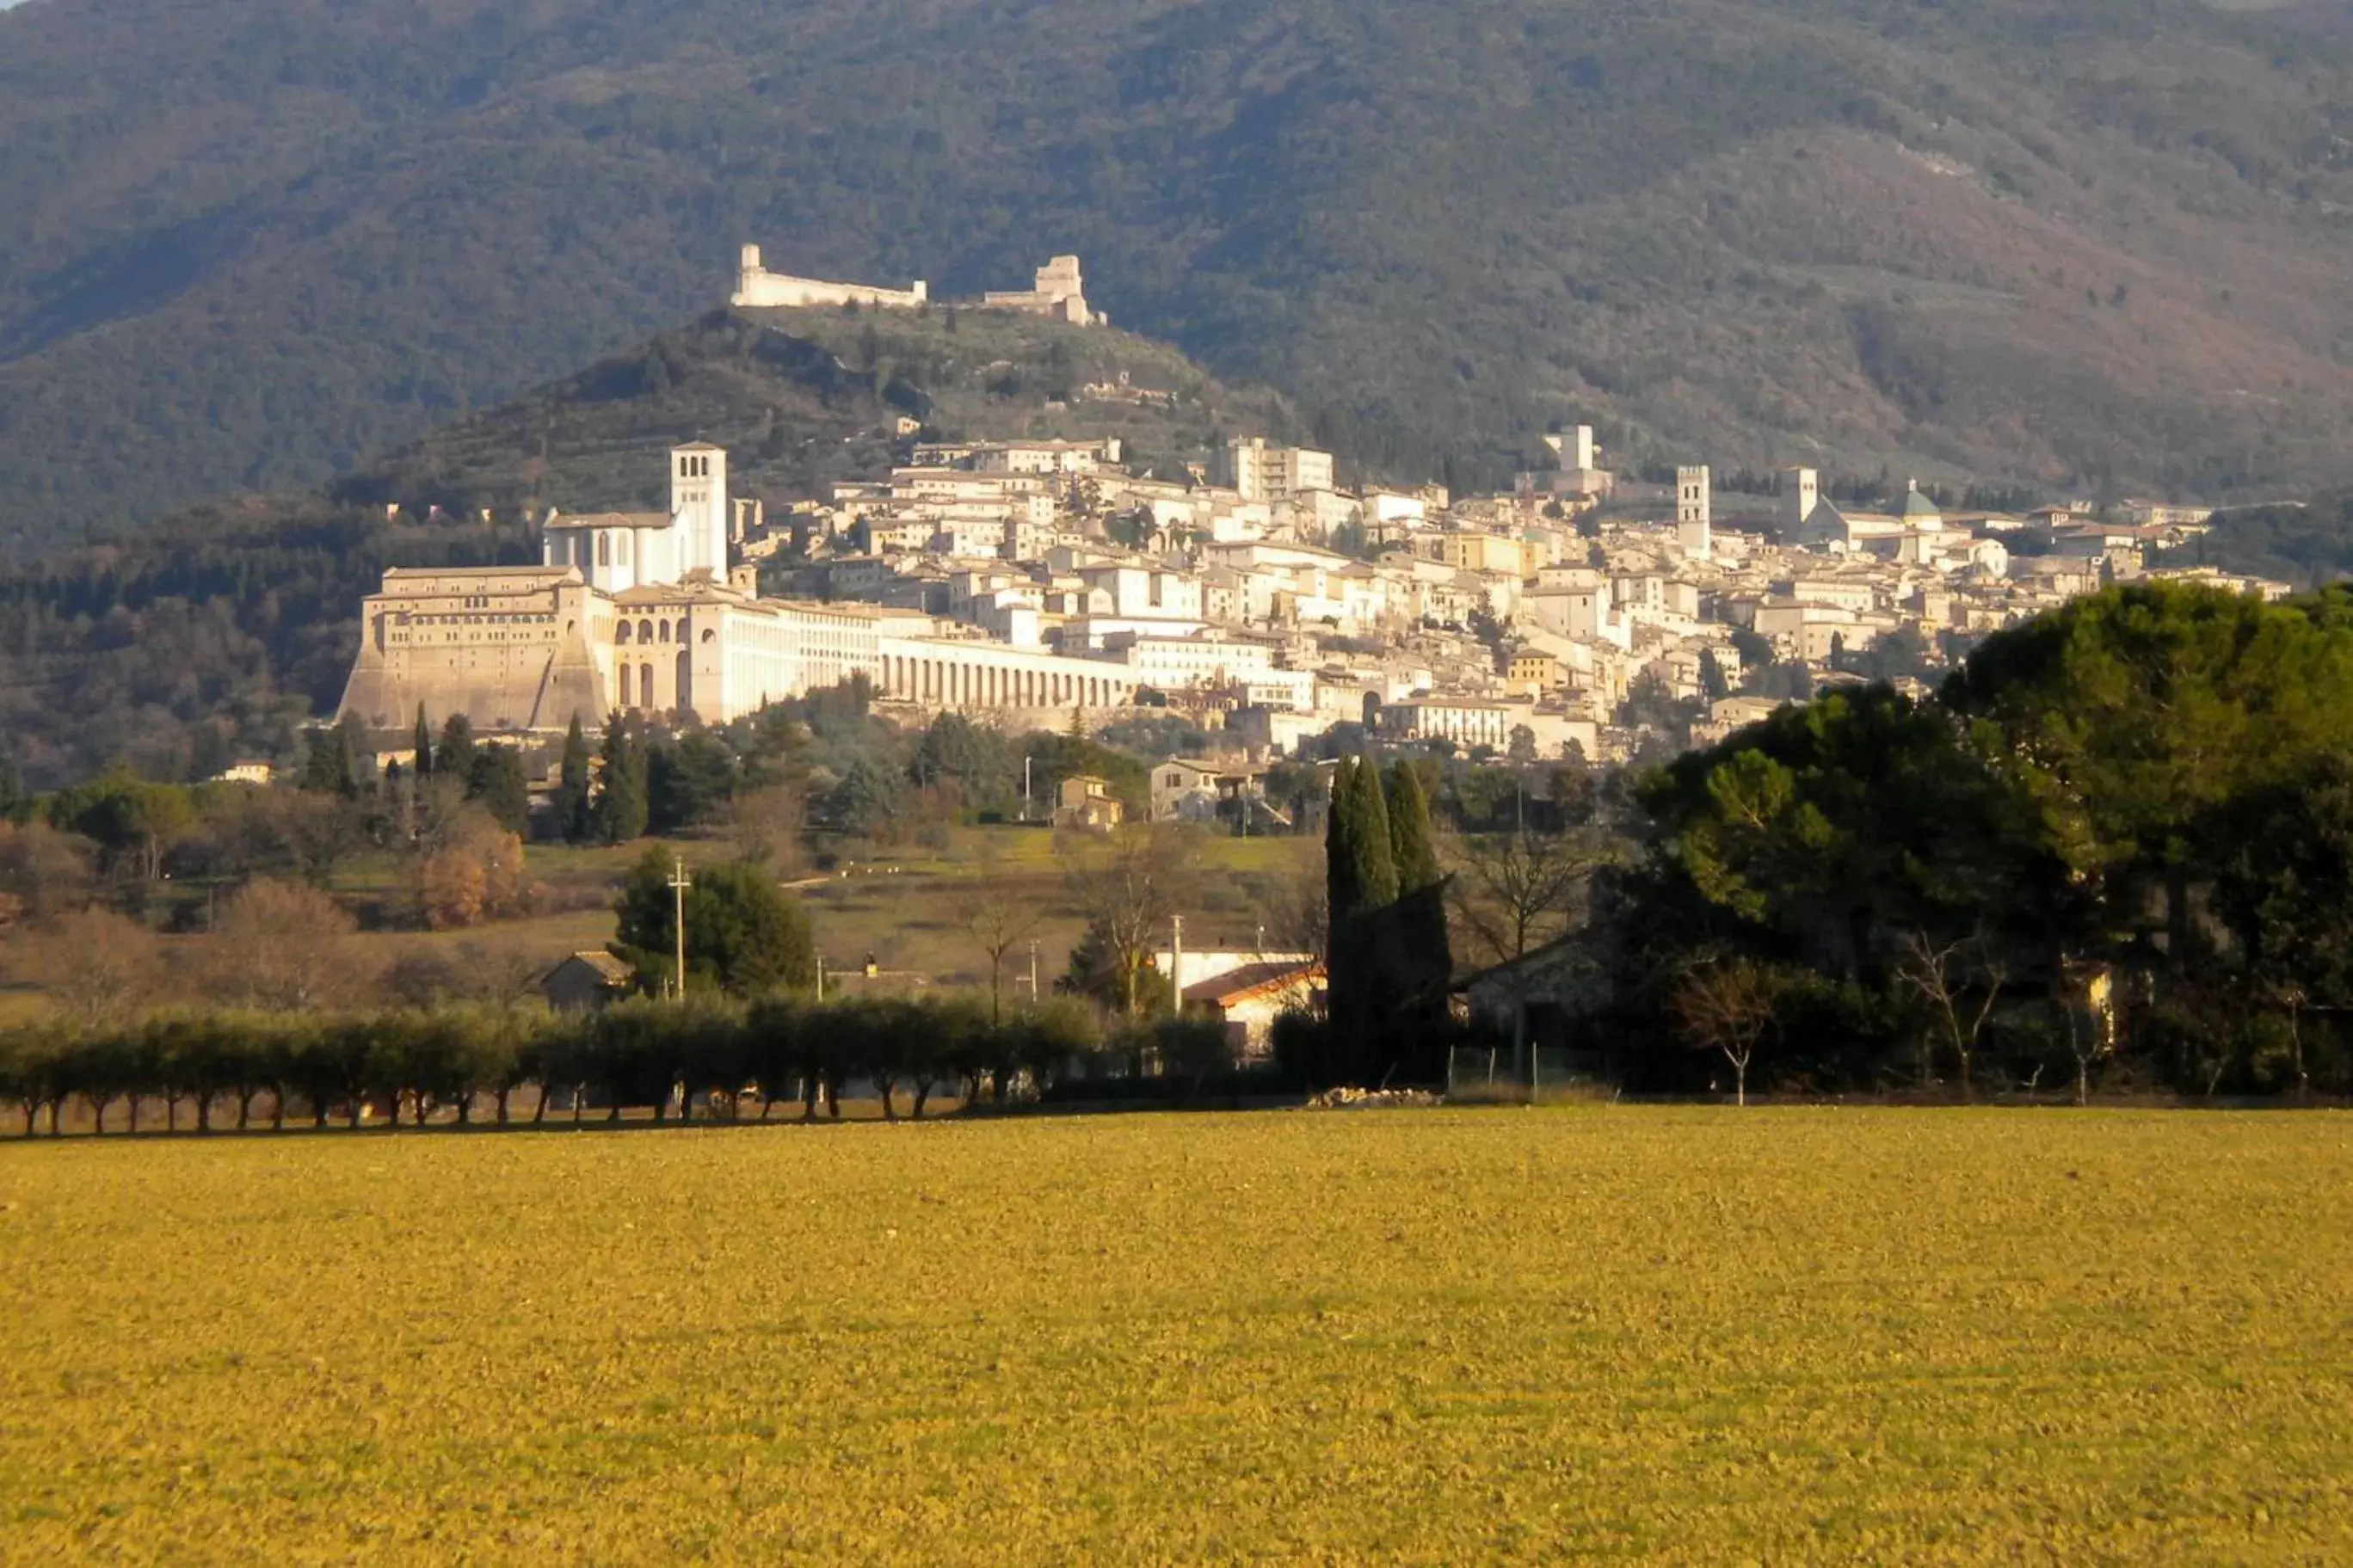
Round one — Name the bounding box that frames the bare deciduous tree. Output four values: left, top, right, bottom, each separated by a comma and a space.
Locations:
1668, 955, 1784, 1107
1255, 837, 1330, 972
208, 877, 370, 1012
9, 907, 165, 1026
954, 842, 1044, 1023
0, 821, 95, 921
724, 785, 808, 875
1059, 824, 1200, 1015
1446, 826, 1614, 968
1896, 931, 2007, 1101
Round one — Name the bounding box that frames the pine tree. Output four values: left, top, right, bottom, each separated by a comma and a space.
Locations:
1347, 753, 1400, 910
595, 712, 649, 843
556, 715, 593, 843
1386, 762, 1442, 893
412, 704, 434, 778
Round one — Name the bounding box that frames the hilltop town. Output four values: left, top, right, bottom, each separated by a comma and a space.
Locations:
337, 248, 2283, 786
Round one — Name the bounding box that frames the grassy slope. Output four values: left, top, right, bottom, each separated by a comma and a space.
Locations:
2, 0, 2351, 545
1, 1110, 2346, 1559
0, 827, 1314, 1018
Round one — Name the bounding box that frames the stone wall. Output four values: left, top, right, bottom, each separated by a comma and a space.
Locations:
732, 246, 927, 311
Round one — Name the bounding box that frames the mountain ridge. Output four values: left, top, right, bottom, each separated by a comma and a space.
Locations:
3, 0, 2352, 548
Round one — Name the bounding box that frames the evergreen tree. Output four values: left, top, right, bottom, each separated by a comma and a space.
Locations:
438, 713, 477, 788
1386, 762, 1443, 893
594, 713, 649, 843
299, 726, 355, 796
1346, 753, 1400, 911
412, 704, 434, 778
469, 746, 531, 835
613, 849, 815, 996
1326, 756, 1362, 925
648, 729, 737, 833
556, 716, 593, 843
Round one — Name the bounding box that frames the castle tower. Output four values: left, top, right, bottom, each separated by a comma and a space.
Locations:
1782, 466, 1819, 536
1677, 464, 1712, 561
1570, 425, 1595, 472
671, 443, 729, 581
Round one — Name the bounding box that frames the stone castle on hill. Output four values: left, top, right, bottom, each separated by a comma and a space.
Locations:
336, 444, 1144, 734
730, 245, 1097, 325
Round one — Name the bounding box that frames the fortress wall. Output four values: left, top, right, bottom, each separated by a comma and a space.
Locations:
733, 268, 927, 312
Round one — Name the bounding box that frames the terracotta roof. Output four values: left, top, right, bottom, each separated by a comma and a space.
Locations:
551, 950, 634, 985
1184, 961, 1322, 1007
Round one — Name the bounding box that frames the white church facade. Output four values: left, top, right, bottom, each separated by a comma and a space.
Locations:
337, 445, 1143, 734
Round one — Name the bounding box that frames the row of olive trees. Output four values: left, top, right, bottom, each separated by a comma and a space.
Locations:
0, 994, 1228, 1135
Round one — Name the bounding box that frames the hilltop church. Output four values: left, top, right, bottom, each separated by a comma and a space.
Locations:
337, 445, 1146, 734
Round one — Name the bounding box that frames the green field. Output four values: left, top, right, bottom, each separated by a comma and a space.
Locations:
3, 1110, 2348, 1562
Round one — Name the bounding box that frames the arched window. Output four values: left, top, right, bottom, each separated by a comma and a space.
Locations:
619, 532, 632, 567
638, 619, 655, 643
658, 620, 671, 643
616, 621, 632, 645
597, 532, 611, 567
701, 629, 717, 645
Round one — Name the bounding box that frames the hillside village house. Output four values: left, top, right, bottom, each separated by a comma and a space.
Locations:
1053, 774, 1124, 830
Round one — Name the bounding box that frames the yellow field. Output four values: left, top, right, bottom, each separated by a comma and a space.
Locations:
3, 1109, 2349, 1563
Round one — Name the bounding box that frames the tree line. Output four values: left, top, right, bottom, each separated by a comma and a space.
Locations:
0, 993, 1241, 1138
1606, 581, 2353, 1103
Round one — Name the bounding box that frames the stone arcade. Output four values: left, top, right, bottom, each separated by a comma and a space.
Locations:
336, 446, 1143, 734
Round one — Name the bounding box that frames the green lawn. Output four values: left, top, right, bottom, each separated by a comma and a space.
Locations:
2, 1109, 2347, 1561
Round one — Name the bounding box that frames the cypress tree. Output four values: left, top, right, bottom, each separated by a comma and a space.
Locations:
412, 704, 434, 778
1386, 762, 1442, 893
557, 715, 593, 843
1326, 756, 1361, 925
1347, 753, 1400, 910
438, 713, 477, 789
596, 712, 650, 843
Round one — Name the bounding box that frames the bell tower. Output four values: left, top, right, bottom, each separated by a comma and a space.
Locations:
1676, 464, 1712, 561
670, 444, 729, 581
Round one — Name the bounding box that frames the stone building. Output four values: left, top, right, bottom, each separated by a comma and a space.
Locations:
982, 255, 1094, 324
341, 446, 1147, 734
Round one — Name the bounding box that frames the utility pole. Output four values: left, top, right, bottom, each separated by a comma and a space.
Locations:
1023, 755, 1033, 822
1170, 913, 1185, 1015
1027, 938, 1039, 1000
816, 955, 825, 1002
667, 857, 693, 1001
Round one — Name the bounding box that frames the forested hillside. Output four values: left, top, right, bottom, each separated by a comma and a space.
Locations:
2, 0, 2351, 549
0, 305, 1278, 788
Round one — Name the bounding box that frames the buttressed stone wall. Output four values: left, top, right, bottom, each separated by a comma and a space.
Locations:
339, 568, 611, 732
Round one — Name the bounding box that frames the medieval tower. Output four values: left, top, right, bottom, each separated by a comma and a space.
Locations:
1676, 464, 1712, 561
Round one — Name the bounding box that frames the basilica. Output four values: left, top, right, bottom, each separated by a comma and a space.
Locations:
336, 445, 1143, 733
